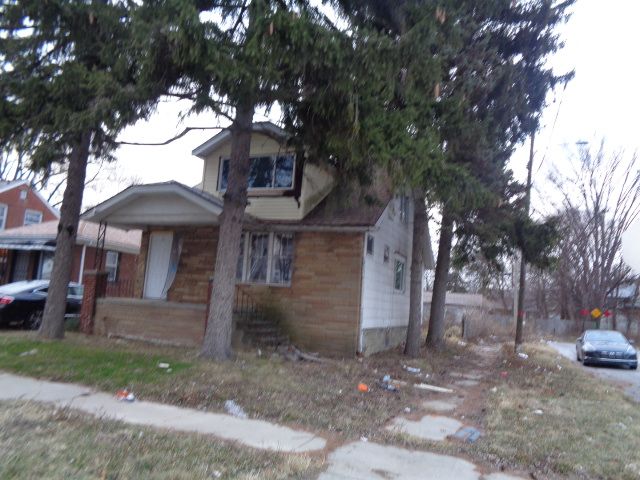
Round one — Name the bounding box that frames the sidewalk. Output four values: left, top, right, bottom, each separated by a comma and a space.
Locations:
0, 372, 326, 453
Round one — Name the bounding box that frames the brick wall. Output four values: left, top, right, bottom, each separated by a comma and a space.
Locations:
0, 185, 58, 230
239, 231, 364, 356
133, 227, 363, 356
134, 227, 217, 302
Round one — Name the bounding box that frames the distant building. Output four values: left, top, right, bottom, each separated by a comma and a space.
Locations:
0, 220, 140, 296
0, 180, 59, 230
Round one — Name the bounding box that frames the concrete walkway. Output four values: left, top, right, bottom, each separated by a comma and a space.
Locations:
0, 373, 326, 453
318, 441, 524, 480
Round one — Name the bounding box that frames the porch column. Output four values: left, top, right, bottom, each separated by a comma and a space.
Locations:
80, 270, 109, 335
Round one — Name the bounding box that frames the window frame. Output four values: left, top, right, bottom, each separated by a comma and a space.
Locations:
237, 231, 294, 286
218, 153, 296, 192
105, 250, 119, 282
23, 209, 43, 226
399, 195, 409, 224
394, 257, 406, 293
0, 203, 7, 230
366, 234, 374, 256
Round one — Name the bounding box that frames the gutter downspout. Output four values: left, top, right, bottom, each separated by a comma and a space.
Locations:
78, 244, 87, 283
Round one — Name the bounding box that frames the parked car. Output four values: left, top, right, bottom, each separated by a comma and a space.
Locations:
0, 280, 84, 330
576, 329, 638, 369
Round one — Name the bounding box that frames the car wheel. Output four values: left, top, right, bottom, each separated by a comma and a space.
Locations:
631, 365, 638, 370
27, 310, 43, 330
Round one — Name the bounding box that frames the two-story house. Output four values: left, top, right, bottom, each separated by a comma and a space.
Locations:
82, 122, 432, 356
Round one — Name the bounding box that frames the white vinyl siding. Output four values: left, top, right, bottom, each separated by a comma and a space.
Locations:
360, 196, 414, 334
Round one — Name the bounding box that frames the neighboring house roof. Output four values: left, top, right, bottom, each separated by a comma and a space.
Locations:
0, 220, 141, 254
191, 121, 289, 159
0, 179, 60, 218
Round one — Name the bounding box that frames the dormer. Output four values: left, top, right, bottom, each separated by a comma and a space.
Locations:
192, 122, 334, 221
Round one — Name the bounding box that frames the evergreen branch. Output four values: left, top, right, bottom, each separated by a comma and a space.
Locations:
116, 126, 225, 146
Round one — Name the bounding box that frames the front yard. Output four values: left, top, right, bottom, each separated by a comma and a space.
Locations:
1, 331, 640, 479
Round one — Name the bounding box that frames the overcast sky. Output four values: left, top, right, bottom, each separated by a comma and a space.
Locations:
86, 0, 640, 215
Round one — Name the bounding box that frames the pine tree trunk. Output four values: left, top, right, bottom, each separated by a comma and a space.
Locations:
404, 189, 427, 357
39, 130, 92, 339
425, 207, 454, 350
201, 103, 254, 360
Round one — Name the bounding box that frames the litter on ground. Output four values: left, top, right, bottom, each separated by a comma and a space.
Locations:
358, 383, 369, 393
224, 399, 248, 418
115, 389, 135, 402
414, 383, 454, 394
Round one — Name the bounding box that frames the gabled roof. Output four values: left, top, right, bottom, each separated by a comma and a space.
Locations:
0, 220, 140, 254
191, 121, 289, 159
0, 180, 60, 218
81, 181, 228, 229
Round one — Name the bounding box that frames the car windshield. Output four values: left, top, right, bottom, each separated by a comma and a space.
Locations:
585, 331, 627, 343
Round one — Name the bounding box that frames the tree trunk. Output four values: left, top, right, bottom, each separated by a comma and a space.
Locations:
405, 189, 427, 357
39, 130, 92, 339
425, 207, 454, 350
201, 103, 255, 360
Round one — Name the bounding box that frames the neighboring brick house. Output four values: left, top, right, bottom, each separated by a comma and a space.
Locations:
0, 180, 60, 231
0, 220, 140, 295
82, 122, 433, 356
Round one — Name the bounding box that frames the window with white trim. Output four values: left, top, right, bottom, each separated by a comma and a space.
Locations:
219, 154, 295, 191
237, 232, 294, 285
271, 233, 294, 283
105, 251, 119, 282
394, 258, 406, 292
23, 209, 43, 226
248, 233, 269, 282
0, 204, 7, 230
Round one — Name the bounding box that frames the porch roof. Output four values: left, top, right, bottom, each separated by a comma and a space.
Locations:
81, 181, 225, 229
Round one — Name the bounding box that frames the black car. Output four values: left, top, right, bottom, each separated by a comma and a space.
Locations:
576, 329, 638, 369
0, 280, 84, 330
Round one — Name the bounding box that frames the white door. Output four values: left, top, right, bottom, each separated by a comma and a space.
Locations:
143, 232, 173, 299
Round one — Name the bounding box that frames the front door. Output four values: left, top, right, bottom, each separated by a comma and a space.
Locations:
143, 232, 173, 299
12, 251, 31, 281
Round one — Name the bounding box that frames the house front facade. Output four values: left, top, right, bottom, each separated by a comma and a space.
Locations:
82, 123, 431, 356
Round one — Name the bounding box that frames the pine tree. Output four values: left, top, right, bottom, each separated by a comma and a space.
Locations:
142, 0, 361, 360
424, 0, 574, 350
0, 1, 171, 338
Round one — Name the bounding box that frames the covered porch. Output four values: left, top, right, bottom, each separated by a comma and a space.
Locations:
80, 182, 222, 344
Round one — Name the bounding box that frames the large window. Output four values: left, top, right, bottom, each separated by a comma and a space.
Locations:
105, 251, 119, 282
237, 232, 294, 285
24, 209, 43, 225
219, 154, 295, 191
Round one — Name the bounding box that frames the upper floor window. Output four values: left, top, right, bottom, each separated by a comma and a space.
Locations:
219, 154, 295, 191
0, 204, 7, 230
24, 209, 42, 226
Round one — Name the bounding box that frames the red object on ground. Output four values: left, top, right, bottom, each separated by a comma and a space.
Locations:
357, 383, 369, 392
500, 371, 509, 378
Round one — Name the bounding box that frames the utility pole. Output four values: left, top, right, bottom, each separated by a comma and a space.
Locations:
515, 132, 535, 349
